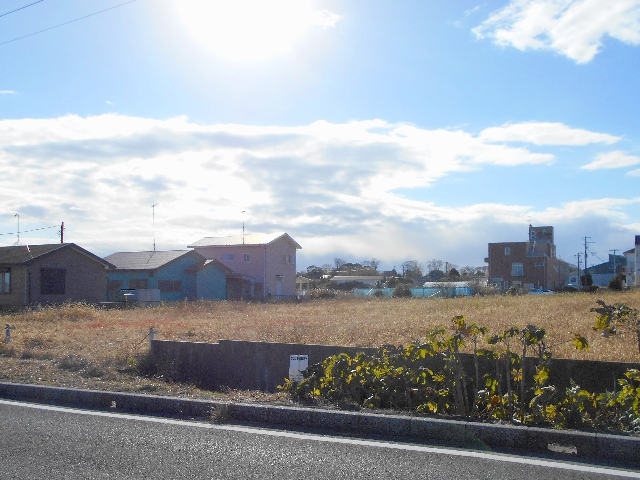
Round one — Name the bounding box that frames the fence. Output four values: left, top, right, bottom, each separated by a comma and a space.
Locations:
353, 286, 473, 298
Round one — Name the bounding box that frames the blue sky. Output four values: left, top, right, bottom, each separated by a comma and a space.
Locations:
1, 0, 639, 272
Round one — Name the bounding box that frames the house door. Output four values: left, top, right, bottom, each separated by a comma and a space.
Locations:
276, 276, 283, 298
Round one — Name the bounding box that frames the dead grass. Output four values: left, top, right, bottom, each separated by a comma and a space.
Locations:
1, 291, 639, 398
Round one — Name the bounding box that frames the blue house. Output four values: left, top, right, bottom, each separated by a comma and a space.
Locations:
104, 250, 230, 302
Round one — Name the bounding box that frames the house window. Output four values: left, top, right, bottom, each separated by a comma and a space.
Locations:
505, 247, 510, 256
159, 280, 182, 293
129, 279, 148, 289
158, 280, 181, 292
503, 280, 510, 289
243, 253, 250, 262
222, 253, 235, 261
0, 268, 10, 294
511, 263, 524, 276
107, 280, 123, 291
282, 254, 292, 264
41, 268, 65, 295
535, 262, 545, 267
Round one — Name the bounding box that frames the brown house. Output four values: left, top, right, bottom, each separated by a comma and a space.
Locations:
485, 225, 571, 291
0, 243, 114, 309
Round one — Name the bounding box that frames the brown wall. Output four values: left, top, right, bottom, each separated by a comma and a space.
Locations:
1, 247, 108, 307
0, 266, 27, 308
487, 241, 567, 290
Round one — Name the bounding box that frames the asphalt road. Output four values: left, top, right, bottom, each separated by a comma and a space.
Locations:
0, 400, 638, 479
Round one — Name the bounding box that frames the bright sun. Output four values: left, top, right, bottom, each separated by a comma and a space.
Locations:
174, 0, 320, 62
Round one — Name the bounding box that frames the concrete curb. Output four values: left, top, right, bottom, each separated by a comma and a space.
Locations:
1, 382, 638, 464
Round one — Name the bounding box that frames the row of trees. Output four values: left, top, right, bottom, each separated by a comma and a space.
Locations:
302, 258, 486, 282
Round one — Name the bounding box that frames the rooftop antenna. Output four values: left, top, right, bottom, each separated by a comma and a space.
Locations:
242, 210, 246, 244
152, 203, 159, 252
14, 213, 20, 245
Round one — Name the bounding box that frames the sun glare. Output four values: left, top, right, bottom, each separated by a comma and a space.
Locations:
174, 0, 318, 61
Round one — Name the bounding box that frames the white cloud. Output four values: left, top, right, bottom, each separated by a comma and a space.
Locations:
581, 151, 640, 170
0, 90, 17, 94
0, 114, 637, 267
314, 9, 341, 28
473, 0, 640, 63
479, 121, 620, 145
628, 168, 640, 177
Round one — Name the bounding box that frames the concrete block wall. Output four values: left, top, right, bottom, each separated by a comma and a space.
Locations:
150, 339, 639, 395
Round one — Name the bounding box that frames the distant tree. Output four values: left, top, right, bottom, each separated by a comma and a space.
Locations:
305, 265, 324, 279
448, 267, 461, 278
428, 269, 444, 279
581, 271, 593, 287
427, 259, 444, 273
609, 273, 625, 291
321, 264, 333, 273
402, 260, 422, 281
392, 284, 412, 298
334, 258, 346, 270
370, 258, 380, 271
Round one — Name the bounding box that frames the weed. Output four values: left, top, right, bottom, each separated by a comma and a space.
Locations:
208, 404, 232, 424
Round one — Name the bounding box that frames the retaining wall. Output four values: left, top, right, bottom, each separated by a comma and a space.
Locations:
150, 339, 638, 394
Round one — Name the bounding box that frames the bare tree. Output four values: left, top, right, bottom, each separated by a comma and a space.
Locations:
370, 258, 380, 271
427, 259, 444, 273
334, 258, 346, 270
402, 260, 423, 280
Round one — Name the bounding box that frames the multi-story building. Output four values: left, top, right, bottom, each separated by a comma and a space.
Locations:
188, 232, 301, 299
623, 235, 640, 288
485, 225, 571, 291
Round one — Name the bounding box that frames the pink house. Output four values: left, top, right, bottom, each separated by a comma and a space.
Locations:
187, 232, 301, 299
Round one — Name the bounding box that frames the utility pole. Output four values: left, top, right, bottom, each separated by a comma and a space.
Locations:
610, 249, 618, 275
574, 253, 581, 290
60, 222, 64, 243
582, 236, 594, 278
242, 210, 246, 244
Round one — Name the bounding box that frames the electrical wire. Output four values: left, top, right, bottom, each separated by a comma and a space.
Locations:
0, 225, 58, 236
0, 0, 45, 19
0, 0, 140, 47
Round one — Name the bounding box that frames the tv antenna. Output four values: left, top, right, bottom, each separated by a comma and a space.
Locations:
242, 210, 246, 244
152, 203, 159, 252
14, 213, 20, 245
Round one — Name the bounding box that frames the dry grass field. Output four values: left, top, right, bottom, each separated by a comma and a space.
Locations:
1, 290, 639, 399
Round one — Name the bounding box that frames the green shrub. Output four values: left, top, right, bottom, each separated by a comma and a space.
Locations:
392, 284, 412, 298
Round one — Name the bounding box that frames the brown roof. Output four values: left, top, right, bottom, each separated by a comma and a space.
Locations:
0, 243, 113, 268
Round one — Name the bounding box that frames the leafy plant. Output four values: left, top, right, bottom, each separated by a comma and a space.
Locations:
592, 300, 640, 356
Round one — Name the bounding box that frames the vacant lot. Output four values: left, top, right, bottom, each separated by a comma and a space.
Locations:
1, 290, 639, 397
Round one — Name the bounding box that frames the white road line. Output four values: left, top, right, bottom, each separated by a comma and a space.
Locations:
1, 399, 638, 478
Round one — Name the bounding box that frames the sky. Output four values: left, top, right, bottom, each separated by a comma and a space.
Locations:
1, 0, 639, 273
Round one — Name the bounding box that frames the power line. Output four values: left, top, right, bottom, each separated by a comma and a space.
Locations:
0, 0, 45, 19
0, 225, 58, 236
0, 0, 140, 47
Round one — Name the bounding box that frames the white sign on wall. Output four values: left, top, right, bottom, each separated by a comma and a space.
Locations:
289, 355, 309, 383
